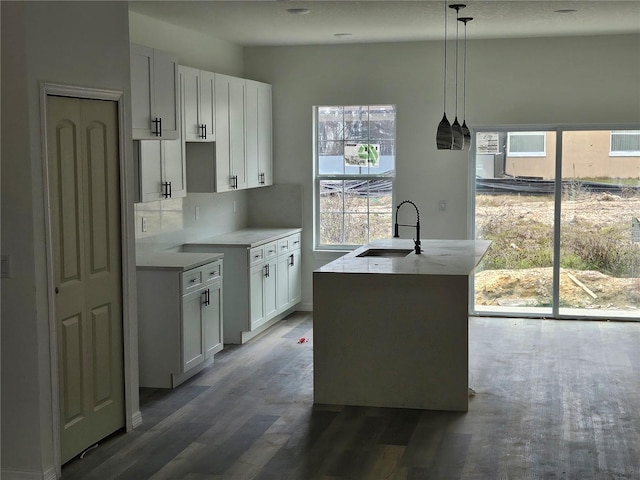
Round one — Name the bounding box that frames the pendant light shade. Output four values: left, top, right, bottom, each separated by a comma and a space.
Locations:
449, 3, 466, 150
459, 16, 473, 149
436, 0, 452, 150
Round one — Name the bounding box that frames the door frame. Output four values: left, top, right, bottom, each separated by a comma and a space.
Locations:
40, 82, 138, 475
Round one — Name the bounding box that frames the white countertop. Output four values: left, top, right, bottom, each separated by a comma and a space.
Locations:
136, 252, 223, 271
314, 239, 491, 276
185, 227, 302, 248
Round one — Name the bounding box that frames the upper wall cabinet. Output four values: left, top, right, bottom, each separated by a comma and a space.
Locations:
215, 73, 247, 192
130, 44, 179, 140
246, 80, 273, 188
135, 139, 186, 202
180, 66, 215, 142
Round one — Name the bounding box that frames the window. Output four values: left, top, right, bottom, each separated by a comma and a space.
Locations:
610, 130, 640, 156
507, 131, 546, 157
314, 105, 396, 249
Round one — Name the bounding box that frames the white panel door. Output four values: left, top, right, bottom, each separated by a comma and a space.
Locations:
46, 96, 125, 464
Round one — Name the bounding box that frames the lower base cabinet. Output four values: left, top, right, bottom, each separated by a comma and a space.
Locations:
183, 231, 301, 344
137, 259, 223, 388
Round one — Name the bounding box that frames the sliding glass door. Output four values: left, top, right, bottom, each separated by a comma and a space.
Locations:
472, 128, 640, 320
558, 130, 640, 318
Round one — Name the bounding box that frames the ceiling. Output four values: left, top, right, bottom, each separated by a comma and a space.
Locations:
128, 1, 640, 47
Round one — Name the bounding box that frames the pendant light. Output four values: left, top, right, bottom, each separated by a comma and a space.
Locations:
459, 16, 473, 149
449, 4, 466, 150
436, 0, 453, 150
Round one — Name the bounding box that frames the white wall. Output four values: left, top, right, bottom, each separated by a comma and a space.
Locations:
1, 2, 134, 477
243, 34, 640, 307
129, 10, 243, 76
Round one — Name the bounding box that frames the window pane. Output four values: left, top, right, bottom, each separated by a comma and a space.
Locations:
318, 106, 344, 143
509, 132, 545, 155
320, 213, 344, 245
345, 214, 369, 244
369, 105, 396, 141
318, 141, 344, 175
319, 180, 344, 212
369, 213, 393, 241
611, 130, 640, 153
343, 106, 370, 142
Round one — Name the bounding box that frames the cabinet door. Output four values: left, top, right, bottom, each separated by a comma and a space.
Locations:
162, 139, 187, 199
180, 66, 201, 142
229, 76, 247, 190
245, 80, 260, 188
214, 74, 232, 192
203, 283, 223, 357
199, 71, 216, 142
130, 44, 154, 139
138, 140, 163, 202
257, 82, 273, 186
249, 263, 266, 329
289, 250, 302, 306
181, 289, 206, 372
277, 249, 302, 312
152, 49, 179, 139
276, 253, 290, 312
264, 258, 278, 320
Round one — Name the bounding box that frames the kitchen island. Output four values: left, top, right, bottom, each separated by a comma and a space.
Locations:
313, 238, 490, 412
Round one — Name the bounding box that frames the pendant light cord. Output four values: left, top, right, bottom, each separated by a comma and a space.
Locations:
463, 20, 467, 121
454, 7, 460, 118
443, 0, 448, 113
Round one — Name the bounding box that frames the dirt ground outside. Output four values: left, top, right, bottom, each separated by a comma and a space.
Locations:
474, 192, 640, 312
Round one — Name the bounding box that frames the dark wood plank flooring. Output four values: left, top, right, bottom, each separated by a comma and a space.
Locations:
62, 313, 640, 479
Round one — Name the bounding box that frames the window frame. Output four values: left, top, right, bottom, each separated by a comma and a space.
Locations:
507, 131, 547, 157
313, 105, 396, 251
610, 130, 640, 157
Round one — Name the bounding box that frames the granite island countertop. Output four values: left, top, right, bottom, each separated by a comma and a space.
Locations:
315, 239, 491, 276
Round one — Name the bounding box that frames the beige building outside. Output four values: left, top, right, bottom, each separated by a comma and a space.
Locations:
476, 130, 640, 180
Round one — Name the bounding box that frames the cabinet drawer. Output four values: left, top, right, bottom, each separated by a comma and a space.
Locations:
249, 246, 265, 266
182, 269, 203, 294
202, 261, 222, 284
277, 237, 290, 255
289, 233, 301, 251
264, 241, 278, 260
278, 233, 301, 256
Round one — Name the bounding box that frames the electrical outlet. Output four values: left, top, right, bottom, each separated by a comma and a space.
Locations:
141, 217, 147, 232
439, 200, 447, 212
195, 206, 200, 220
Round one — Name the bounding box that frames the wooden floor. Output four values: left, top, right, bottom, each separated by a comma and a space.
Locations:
62, 312, 640, 479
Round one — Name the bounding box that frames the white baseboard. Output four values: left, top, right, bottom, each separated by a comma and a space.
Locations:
297, 302, 313, 312
1, 467, 57, 480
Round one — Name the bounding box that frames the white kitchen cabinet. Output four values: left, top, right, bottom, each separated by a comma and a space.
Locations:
130, 44, 179, 140
137, 258, 224, 388
135, 138, 186, 202
180, 66, 215, 142
215, 73, 247, 192
181, 229, 301, 344
276, 233, 302, 312
249, 242, 278, 330
246, 80, 273, 188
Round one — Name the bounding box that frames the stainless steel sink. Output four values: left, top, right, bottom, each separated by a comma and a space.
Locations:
356, 248, 413, 258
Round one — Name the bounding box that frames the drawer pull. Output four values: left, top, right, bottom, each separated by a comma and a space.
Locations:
190, 278, 197, 283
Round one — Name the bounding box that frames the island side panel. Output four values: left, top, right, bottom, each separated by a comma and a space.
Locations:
313, 271, 470, 411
